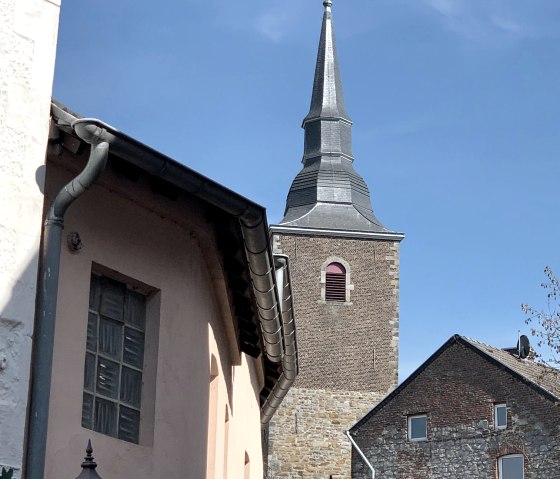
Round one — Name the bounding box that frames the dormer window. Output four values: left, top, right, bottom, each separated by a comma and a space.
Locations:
325, 263, 346, 302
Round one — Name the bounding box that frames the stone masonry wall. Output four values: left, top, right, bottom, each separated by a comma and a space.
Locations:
352, 342, 560, 478
0, 0, 60, 476
267, 233, 400, 478
267, 388, 384, 478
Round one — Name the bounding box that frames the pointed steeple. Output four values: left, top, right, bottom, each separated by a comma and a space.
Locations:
280, 1, 396, 234
303, 0, 352, 161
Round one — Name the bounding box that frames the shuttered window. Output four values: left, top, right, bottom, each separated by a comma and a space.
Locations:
325, 262, 346, 302
82, 274, 146, 444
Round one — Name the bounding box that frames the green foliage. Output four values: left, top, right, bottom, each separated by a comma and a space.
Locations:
1, 467, 14, 479
522, 266, 560, 367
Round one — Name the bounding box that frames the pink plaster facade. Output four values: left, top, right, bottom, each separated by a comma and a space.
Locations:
43, 153, 266, 478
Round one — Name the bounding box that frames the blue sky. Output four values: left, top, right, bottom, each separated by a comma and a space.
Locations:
53, 0, 560, 380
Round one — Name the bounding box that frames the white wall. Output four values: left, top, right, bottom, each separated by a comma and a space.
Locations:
0, 0, 61, 475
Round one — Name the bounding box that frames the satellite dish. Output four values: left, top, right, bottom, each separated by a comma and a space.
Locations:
517, 335, 531, 359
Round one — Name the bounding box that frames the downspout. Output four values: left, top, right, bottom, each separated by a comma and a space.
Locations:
25, 120, 109, 479
345, 430, 375, 479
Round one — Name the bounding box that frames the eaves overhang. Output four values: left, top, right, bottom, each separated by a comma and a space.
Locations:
50, 100, 298, 424
270, 224, 405, 242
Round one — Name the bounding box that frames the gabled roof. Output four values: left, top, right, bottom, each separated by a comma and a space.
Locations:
463, 336, 560, 400
351, 334, 560, 433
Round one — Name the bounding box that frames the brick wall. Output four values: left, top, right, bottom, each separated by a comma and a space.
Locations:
275, 234, 400, 392
352, 342, 560, 478
267, 233, 400, 478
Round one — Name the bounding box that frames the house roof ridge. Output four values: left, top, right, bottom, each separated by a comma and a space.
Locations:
459, 335, 560, 401
351, 333, 560, 434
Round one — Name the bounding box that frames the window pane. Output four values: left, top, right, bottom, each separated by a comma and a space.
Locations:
120, 366, 142, 408
123, 327, 144, 368
86, 312, 98, 352
125, 290, 146, 330
496, 405, 507, 428
96, 357, 120, 399
410, 416, 427, 440
99, 317, 122, 359
119, 406, 140, 443
84, 274, 148, 444
501, 456, 524, 479
94, 398, 117, 437
84, 352, 95, 392
99, 277, 125, 321
89, 275, 100, 310
82, 393, 94, 429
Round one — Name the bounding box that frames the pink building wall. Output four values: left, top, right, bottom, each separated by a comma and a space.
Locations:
44, 157, 265, 478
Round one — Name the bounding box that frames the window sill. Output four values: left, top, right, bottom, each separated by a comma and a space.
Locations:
317, 300, 353, 306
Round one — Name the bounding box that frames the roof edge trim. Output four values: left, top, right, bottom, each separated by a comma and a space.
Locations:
270, 224, 405, 242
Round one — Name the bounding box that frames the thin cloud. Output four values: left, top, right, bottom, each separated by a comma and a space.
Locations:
255, 9, 292, 43
425, 0, 457, 16
253, 1, 307, 43
206, 0, 308, 43
421, 0, 550, 43
491, 16, 523, 35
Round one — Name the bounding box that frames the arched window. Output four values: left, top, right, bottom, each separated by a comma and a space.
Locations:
498, 454, 524, 479
325, 262, 346, 302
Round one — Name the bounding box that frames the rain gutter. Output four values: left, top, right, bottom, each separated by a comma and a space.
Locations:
261, 255, 298, 424
26, 121, 110, 479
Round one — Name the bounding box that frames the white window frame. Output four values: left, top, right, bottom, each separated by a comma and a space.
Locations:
494, 403, 507, 430
498, 454, 524, 479
407, 414, 427, 442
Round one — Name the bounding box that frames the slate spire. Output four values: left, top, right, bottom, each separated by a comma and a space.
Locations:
280, 1, 394, 233
303, 0, 352, 162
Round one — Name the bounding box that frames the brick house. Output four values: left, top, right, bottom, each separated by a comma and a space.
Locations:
350, 335, 560, 479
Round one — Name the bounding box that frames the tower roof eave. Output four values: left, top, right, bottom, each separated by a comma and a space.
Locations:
281, 1, 402, 238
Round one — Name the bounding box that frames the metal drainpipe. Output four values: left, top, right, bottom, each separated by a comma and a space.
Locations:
25, 121, 110, 479
345, 430, 375, 479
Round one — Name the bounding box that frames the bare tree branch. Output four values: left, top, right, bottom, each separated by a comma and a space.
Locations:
522, 267, 560, 368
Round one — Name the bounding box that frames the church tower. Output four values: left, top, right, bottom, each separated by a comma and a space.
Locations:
267, 1, 404, 477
